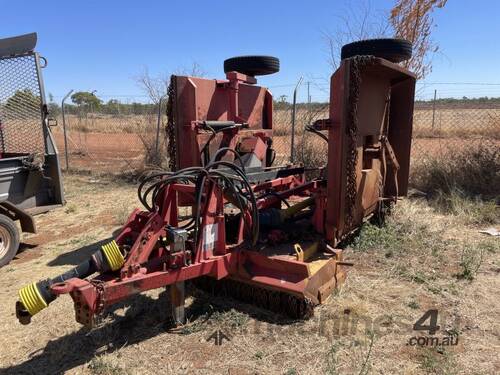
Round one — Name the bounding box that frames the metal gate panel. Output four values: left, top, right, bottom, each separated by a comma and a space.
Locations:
0, 53, 45, 156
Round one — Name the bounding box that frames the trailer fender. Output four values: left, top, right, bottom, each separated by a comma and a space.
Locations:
0, 201, 36, 233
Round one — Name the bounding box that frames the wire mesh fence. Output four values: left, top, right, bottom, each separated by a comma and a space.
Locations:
272, 103, 329, 167
274, 99, 500, 169
54, 95, 500, 174
411, 100, 500, 162
54, 98, 166, 172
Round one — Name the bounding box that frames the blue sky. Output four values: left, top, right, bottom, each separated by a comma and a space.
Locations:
3, 0, 500, 102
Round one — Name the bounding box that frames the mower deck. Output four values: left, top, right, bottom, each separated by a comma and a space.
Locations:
16, 43, 415, 329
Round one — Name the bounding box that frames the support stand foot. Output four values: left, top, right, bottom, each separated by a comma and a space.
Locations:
169, 281, 185, 326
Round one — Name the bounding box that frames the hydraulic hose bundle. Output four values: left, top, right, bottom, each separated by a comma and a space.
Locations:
138, 156, 259, 247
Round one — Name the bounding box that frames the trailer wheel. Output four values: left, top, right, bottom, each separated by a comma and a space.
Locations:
224, 56, 280, 76
0, 214, 20, 267
341, 38, 412, 63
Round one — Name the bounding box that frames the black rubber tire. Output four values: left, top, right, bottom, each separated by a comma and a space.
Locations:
341, 38, 412, 63
224, 55, 280, 76
0, 214, 20, 267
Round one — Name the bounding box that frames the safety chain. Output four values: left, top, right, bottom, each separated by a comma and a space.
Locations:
344, 55, 377, 230
90, 279, 106, 314
166, 76, 177, 171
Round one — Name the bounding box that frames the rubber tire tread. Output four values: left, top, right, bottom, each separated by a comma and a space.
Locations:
341, 38, 412, 63
224, 56, 280, 76
0, 214, 20, 267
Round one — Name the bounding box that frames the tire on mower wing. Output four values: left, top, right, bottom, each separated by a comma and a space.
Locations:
341, 38, 412, 63
0, 214, 20, 267
224, 56, 280, 76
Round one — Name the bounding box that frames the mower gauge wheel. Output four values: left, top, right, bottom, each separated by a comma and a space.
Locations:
0, 214, 20, 267
341, 38, 412, 63
224, 55, 280, 76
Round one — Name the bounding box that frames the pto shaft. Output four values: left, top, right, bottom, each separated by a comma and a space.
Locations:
16, 240, 124, 324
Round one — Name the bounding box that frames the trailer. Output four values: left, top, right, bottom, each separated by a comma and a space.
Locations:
0, 33, 65, 267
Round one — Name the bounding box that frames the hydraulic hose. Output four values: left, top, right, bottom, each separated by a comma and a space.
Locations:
138, 159, 259, 247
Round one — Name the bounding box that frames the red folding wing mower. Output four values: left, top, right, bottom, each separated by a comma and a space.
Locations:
16, 39, 416, 327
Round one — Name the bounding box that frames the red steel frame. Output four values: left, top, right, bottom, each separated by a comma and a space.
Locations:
172, 72, 274, 170
42, 57, 415, 326
50, 176, 343, 326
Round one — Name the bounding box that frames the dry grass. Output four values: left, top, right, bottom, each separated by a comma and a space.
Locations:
137, 131, 167, 168
49, 105, 500, 176
88, 356, 130, 375
52, 107, 500, 146
55, 114, 163, 134
0, 174, 499, 374
411, 144, 499, 199
298, 133, 328, 165
411, 108, 500, 140
430, 192, 498, 226
55, 112, 168, 170
410, 144, 499, 230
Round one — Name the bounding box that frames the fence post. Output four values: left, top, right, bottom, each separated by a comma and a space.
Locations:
290, 77, 303, 163
431, 89, 437, 130
307, 80, 310, 119
61, 89, 74, 171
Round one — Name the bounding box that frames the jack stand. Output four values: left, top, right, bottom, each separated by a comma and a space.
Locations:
169, 281, 185, 326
